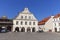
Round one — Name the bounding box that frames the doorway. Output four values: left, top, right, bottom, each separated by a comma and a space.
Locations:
55, 28, 57, 32
32, 27, 35, 32
15, 27, 19, 32
21, 27, 25, 32
27, 27, 31, 32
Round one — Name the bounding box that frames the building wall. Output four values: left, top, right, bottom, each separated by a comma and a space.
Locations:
38, 25, 44, 31
13, 20, 38, 32
39, 16, 60, 32
12, 8, 38, 32
43, 16, 54, 32
53, 17, 60, 32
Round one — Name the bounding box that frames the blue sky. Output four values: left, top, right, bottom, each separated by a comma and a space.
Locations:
0, 0, 60, 21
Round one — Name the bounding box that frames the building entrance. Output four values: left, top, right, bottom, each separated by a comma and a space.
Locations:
32, 27, 35, 32
21, 27, 25, 32
27, 27, 31, 32
15, 27, 19, 32
55, 28, 57, 32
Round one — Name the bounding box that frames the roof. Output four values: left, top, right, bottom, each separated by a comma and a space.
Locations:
14, 8, 31, 19
21, 8, 31, 13
1, 16, 7, 19
54, 14, 60, 18
38, 13, 60, 25
38, 17, 51, 25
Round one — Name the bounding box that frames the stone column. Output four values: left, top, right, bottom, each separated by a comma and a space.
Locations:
31, 27, 32, 32
57, 27, 59, 32
25, 28, 27, 32
19, 27, 21, 32
52, 27, 55, 32
12, 27, 15, 32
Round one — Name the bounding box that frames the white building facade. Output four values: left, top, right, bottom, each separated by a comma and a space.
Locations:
38, 16, 55, 32
43, 16, 54, 32
39, 14, 60, 32
53, 14, 60, 32
12, 8, 38, 32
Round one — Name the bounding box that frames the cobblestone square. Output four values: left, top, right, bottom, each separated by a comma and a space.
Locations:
0, 32, 60, 40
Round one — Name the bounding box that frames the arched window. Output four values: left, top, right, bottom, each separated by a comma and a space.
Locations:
29, 16, 31, 19
21, 21, 23, 25
25, 21, 27, 25
33, 22, 35, 25
16, 21, 18, 25
25, 16, 27, 19
29, 22, 31, 25
21, 16, 23, 19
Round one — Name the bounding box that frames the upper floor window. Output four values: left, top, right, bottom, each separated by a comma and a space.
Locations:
59, 23, 60, 26
29, 22, 31, 25
21, 16, 23, 19
21, 21, 23, 25
33, 22, 35, 25
59, 18, 60, 20
25, 21, 27, 25
25, 16, 27, 19
54, 23, 56, 26
16, 21, 18, 25
29, 16, 31, 19
54, 19, 55, 21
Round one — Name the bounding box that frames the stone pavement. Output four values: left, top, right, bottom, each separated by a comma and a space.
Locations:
0, 32, 60, 40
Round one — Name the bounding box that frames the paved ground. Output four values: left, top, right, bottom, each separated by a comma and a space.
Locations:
0, 32, 60, 40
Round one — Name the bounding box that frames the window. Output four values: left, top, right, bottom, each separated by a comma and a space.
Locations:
21, 21, 23, 25
29, 16, 31, 19
25, 21, 27, 25
25, 16, 27, 19
33, 22, 35, 25
21, 16, 23, 19
54, 23, 56, 26
59, 28, 60, 31
59, 23, 60, 26
16, 21, 18, 25
54, 19, 55, 21
29, 22, 31, 25
59, 18, 60, 20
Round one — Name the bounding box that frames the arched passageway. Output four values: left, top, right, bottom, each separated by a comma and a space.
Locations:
55, 28, 57, 32
15, 27, 19, 32
21, 27, 25, 32
49, 29, 52, 32
32, 27, 35, 32
27, 27, 31, 32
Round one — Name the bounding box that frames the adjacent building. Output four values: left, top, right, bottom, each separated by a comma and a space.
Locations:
38, 14, 60, 32
38, 16, 54, 32
12, 8, 38, 32
53, 14, 60, 32
0, 16, 13, 32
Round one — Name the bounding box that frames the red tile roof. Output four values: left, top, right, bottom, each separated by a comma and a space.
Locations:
38, 13, 60, 25
38, 17, 51, 25
54, 14, 60, 18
